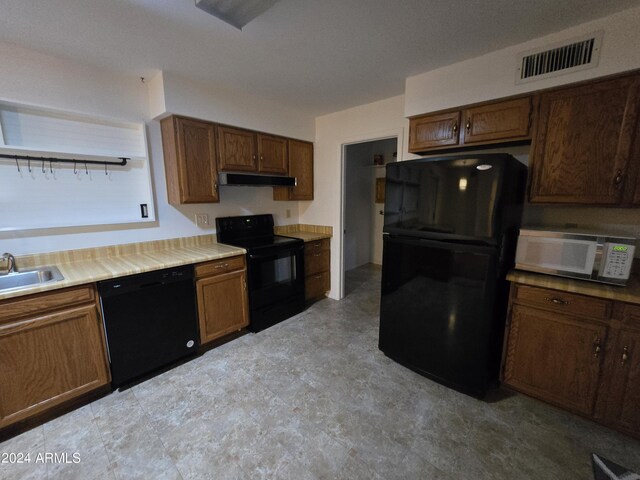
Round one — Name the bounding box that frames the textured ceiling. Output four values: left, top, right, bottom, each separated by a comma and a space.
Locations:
1, 0, 638, 116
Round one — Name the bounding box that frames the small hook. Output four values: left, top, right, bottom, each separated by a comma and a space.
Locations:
15, 156, 20, 173
85, 162, 88, 175
105, 163, 108, 175
49, 160, 53, 174
74, 161, 77, 175
42, 159, 45, 174
28, 158, 31, 173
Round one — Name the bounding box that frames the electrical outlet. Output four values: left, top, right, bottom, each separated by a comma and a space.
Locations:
195, 213, 210, 227
286, 209, 291, 218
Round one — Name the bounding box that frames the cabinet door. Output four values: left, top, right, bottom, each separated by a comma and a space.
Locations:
408, 111, 461, 152
461, 97, 532, 144
257, 134, 288, 174
273, 140, 314, 201
162, 116, 219, 204
196, 270, 249, 345
529, 75, 640, 204
503, 304, 607, 416
606, 329, 640, 434
217, 126, 257, 172
0, 305, 110, 428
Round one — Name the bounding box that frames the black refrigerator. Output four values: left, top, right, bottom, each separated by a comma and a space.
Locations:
379, 154, 527, 398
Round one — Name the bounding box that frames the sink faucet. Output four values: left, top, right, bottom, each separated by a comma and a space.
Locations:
1, 253, 16, 275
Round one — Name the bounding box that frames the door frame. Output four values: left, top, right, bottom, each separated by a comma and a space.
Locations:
339, 130, 403, 299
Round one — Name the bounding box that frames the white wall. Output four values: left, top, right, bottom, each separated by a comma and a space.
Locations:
344, 143, 374, 271
405, 6, 640, 116
302, 95, 406, 299
0, 43, 314, 255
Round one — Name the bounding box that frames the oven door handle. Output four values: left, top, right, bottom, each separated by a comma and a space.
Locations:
248, 246, 303, 260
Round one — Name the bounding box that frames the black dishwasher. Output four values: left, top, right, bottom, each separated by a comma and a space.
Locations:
98, 265, 199, 388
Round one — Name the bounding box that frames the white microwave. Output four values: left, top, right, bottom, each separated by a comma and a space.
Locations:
515, 229, 636, 286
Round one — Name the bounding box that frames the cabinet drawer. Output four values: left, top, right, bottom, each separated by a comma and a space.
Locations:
305, 238, 330, 254
622, 304, 640, 329
306, 271, 330, 301
513, 285, 612, 320
0, 286, 96, 325
196, 255, 245, 278
305, 249, 330, 276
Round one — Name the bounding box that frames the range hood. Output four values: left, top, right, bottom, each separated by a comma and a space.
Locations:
218, 172, 296, 187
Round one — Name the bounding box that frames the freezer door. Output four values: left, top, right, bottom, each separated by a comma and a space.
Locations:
379, 234, 508, 397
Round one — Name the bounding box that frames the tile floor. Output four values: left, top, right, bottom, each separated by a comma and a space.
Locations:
1, 264, 640, 480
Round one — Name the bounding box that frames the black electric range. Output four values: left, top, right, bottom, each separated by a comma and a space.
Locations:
216, 214, 305, 332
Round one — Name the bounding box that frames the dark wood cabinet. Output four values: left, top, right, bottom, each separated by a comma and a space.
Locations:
161, 116, 219, 204
195, 256, 249, 345
409, 111, 461, 151
274, 139, 314, 201
504, 282, 640, 439
304, 238, 330, 301
0, 287, 110, 429
461, 97, 532, 144
529, 74, 640, 205
217, 125, 257, 172
408, 96, 533, 153
257, 134, 288, 174
503, 304, 607, 416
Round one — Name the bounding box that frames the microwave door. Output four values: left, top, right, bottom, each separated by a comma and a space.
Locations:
515, 237, 598, 279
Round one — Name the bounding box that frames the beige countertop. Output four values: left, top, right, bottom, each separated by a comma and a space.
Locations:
0, 237, 245, 302
282, 232, 332, 242
507, 269, 640, 305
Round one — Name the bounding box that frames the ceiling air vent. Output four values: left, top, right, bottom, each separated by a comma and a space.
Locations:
516, 32, 602, 84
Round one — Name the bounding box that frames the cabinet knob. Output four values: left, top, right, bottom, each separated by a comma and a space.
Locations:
465, 119, 471, 132
452, 122, 458, 134
621, 346, 629, 366
614, 169, 624, 188
260, 155, 264, 161
214, 182, 218, 191
253, 154, 256, 161
593, 337, 601, 358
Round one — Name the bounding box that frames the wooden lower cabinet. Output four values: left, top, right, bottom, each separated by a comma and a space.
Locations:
503, 304, 606, 416
0, 288, 110, 429
196, 256, 249, 345
304, 239, 330, 301
503, 283, 640, 439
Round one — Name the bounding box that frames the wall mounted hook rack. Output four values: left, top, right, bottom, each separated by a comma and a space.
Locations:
1, 153, 129, 172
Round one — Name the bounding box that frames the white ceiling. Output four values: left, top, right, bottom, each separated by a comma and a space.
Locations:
1, 0, 639, 117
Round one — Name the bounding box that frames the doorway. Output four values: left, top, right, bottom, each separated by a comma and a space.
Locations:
342, 137, 397, 296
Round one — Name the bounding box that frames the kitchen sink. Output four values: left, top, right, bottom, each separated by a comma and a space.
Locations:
0, 266, 64, 291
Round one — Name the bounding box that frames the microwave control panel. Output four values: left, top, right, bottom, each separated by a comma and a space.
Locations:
600, 243, 635, 280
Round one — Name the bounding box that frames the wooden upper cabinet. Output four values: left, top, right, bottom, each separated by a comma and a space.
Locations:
257, 134, 288, 174
503, 304, 607, 417
409, 111, 461, 152
273, 139, 314, 201
217, 126, 257, 172
461, 97, 532, 144
161, 116, 219, 204
529, 74, 640, 205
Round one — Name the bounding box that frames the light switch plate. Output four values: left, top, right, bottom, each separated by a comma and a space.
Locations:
195, 213, 210, 227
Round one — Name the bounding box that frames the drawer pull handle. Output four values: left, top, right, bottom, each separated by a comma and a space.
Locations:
313, 274, 322, 279
313, 243, 321, 247
313, 253, 322, 257
593, 337, 601, 358
452, 122, 458, 134
621, 346, 629, 366
214, 263, 229, 269
465, 119, 471, 132
546, 297, 569, 305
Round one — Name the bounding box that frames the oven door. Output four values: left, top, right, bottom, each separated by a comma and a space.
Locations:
247, 243, 305, 310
